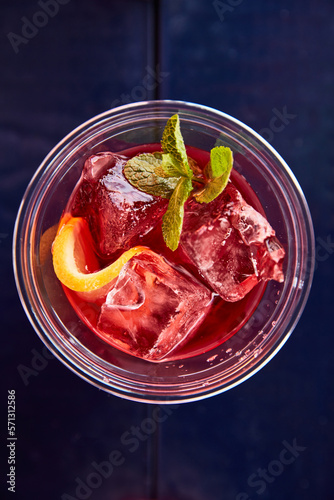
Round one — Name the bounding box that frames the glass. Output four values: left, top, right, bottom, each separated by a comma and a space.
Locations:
13, 100, 315, 403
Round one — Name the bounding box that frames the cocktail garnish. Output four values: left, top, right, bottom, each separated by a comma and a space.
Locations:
124, 114, 234, 250
52, 216, 147, 292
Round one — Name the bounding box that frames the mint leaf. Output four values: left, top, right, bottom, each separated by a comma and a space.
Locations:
161, 114, 193, 179
194, 146, 233, 203
206, 146, 232, 179
161, 177, 193, 251
161, 153, 187, 177
194, 176, 229, 204
124, 153, 179, 199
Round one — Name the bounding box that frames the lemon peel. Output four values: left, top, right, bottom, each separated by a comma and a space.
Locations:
52, 216, 147, 292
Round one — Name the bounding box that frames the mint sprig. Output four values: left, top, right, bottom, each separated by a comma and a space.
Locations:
123, 114, 233, 250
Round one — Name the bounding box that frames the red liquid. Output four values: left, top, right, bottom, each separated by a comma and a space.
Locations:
62, 144, 274, 362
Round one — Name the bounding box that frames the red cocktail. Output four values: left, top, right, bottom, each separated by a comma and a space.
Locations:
51, 116, 285, 363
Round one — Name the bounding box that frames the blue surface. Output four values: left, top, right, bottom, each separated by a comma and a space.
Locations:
1, 1, 333, 499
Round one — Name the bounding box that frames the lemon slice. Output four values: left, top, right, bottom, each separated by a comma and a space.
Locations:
52, 216, 147, 292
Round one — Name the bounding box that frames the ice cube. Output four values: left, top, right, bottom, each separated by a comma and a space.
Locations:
71, 152, 168, 257
181, 183, 285, 302
97, 251, 213, 361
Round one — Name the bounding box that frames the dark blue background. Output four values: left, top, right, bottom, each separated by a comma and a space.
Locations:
1, 1, 333, 499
